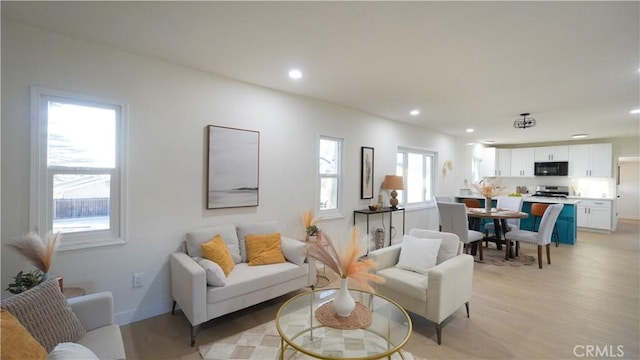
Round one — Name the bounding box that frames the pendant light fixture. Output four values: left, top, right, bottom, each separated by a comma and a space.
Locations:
513, 113, 536, 129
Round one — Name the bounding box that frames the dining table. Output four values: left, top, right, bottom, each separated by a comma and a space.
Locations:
466, 208, 529, 260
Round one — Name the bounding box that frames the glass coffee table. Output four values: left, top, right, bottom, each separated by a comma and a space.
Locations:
276, 288, 412, 359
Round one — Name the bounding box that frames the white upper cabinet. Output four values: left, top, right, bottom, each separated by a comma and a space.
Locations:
569, 143, 612, 178
481, 148, 511, 177
534, 146, 569, 162
510, 148, 535, 177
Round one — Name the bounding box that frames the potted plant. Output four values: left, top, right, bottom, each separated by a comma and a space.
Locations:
5, 269, 44, 294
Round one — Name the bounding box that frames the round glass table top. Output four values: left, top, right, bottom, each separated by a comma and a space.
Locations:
275, 288, 412, 360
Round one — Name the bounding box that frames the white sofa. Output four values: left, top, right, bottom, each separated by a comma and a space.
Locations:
170, 221, 316, 346
368, 229, 474, 345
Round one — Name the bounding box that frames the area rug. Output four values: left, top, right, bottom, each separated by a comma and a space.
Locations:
198, 319, 416, 360
475, 245, 536, 267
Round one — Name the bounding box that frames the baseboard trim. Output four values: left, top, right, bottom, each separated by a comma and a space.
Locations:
115, 302, 171, 326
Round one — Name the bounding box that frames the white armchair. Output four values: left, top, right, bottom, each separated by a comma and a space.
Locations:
368, 229, 474, 345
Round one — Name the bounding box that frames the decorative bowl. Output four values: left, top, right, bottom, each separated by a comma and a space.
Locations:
369, 205, 380, 211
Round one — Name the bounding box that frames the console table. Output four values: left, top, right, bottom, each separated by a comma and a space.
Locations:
353, 207, 405, 249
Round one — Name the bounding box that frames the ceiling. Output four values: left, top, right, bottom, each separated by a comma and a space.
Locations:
3, 1, 639, 145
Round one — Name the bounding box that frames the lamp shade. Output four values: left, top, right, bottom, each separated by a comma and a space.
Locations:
382, 175, 404, 190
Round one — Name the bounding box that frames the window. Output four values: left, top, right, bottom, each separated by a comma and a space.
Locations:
318, 136, 343, 217
396, 147, 435, 207
31, 88, 126, 250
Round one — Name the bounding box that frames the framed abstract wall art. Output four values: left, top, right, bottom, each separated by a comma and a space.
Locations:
360, 146, 374, 199
207, 125, 260, 209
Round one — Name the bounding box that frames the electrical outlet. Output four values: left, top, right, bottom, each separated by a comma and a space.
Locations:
133, 272, 144, 288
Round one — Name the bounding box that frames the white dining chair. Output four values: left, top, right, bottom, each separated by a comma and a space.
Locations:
504, 203, 563, 269
437, 202, 485, 261
484, 196, 524, 234
434, 195, 454, 203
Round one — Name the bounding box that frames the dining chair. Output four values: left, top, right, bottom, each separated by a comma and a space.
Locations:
437, 202, 485, 261
504, 203, 563, 269
484, 196, 524, 235
434, 195, 454, 203
530, 203, 560, 246
461, 198, 483, 230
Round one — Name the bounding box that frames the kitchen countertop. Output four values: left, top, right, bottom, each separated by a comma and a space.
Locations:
456, 194, 581, 205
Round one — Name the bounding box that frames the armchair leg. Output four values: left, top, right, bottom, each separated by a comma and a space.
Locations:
478, 241, 483, 261
190, 325, 199, 347
465, 301, 470, 318
537, 246, 543, 269
171, 300, 176, 315
435, 323, 442, 345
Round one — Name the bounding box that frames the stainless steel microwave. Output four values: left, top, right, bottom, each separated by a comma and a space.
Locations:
534, 161, 569, 176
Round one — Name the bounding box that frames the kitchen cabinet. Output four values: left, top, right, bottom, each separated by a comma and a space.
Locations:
481, 148, 511, 177
510, 148, 534, 177
576, 199, 612, 231
534, 146, 569, 162
569, 143, 612, 178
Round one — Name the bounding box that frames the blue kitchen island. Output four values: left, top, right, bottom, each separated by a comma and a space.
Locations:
455, 195, 578, 245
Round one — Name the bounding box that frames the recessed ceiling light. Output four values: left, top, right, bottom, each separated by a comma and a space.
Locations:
410, 109, 420, 116
466, 142, 475, 146
572, 134, 588, 139
288, 69, 302, 79
630, 109, 640, 114
483, 140, 495, 144
466, 128, 474, 133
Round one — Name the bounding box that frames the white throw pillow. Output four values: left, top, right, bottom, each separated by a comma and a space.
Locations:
396, 234, 442, 274
194, 257, 226, 287
47, 343, 99, 360
280, 237, 307, 265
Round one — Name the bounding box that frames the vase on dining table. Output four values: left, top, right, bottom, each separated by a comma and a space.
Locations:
333, 277, 355, 317
485, 198, 492, 212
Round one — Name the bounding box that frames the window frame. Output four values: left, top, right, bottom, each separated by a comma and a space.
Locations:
317, 135, 344, 219
30, 87, 127, 251
396, 146, 437, 209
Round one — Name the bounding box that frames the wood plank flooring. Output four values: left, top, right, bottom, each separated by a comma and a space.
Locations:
121, 220, 639, 359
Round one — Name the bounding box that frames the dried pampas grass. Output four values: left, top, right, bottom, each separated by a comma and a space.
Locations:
8, 232, 60, 273
306, 227, 384, 292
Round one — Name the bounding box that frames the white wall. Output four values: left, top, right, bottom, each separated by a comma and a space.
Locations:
1, 21, 459, 324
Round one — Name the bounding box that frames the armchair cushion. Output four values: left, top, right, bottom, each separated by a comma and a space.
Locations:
409, 229, 462, 264
0, 279, 86, 352
47, 343, 98, 360
396, 234, 441, 274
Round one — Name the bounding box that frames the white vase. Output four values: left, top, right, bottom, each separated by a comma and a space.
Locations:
333, 277, 355, 317
485, 198, 492, 212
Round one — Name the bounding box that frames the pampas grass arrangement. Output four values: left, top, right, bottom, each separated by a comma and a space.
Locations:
8, 232, 60, 274
306, 227, 384, 292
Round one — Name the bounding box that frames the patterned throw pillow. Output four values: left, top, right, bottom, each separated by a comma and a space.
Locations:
201, 235, 236, 276
245, 233, 286, 266
1, 279, 86, 352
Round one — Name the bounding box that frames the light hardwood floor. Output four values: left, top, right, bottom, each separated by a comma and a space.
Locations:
121, 220, 639, 359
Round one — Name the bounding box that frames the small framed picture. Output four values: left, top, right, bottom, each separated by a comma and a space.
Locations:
361, 147, 374, 199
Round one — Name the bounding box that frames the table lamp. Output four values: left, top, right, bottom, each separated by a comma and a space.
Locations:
382, 175, 404, 209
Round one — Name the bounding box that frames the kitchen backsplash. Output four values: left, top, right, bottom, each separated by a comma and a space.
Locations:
480, 176, 615, 198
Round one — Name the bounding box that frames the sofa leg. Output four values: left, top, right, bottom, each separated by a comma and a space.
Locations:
171, 301, 176, 315
465, 301, 470, 318
435, 323, 442, 345
191, 325, 198, 347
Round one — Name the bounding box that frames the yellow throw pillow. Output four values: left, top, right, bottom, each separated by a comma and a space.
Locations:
201, 235, 235, 276
245, 233, 286, 266
1, 309, 47, 360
